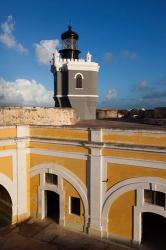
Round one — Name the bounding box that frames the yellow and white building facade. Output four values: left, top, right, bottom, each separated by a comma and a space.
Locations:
0, 124, 166, 246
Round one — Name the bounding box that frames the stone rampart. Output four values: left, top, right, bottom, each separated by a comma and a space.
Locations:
0, 107, 78, 125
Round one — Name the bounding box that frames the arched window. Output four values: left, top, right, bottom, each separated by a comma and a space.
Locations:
76, 74, 83, 89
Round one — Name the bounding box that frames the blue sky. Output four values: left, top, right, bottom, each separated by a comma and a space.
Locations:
0, 0, 166, 108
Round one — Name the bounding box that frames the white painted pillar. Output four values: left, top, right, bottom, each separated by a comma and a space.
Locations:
11, 151, 18, 223
133, 188, 144, 245
133, 206, 142, 244
58, 174, 65, 226
89, 129, 103, 236
16, 126, 29, 220
137, 188, 144, 207
38, 187, 45, 219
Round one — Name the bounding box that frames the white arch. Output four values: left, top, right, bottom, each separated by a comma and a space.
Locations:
0, 173, 17, 221
74, 73, 84, 79
102, 177, 166, 234
30, 163, 89, 219
137, 205, 166, 218
41, 183, 60, 195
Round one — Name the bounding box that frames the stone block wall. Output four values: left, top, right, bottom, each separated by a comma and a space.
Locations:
0, 107, 78, 125
96, 109, 118, 119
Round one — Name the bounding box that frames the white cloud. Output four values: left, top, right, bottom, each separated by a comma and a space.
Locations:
105, 88, 117, 100
121, 50, 137, 60
137, 80, 149, 91
35, 39, 59, 65
0, 16, 27, 53
0, 78, 54, 107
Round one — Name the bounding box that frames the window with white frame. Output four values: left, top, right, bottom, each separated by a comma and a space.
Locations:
75, 74, 83, 89
70, 196, 80, 216
144, 190, 165, 207
45, 173, 58, 185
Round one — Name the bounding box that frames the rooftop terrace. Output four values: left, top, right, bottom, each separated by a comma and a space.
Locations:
73, 118, 166, 131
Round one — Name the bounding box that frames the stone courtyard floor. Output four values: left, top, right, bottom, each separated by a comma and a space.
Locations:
0, 219, 164, 250
0, 219, 131, 250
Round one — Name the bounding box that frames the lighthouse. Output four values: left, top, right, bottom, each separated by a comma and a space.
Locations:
51, 25, 99, 120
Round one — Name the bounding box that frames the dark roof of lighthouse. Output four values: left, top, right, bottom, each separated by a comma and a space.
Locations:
61, 25, 79, 40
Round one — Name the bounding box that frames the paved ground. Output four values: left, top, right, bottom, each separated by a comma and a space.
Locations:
0, 219, 131, 250
0, 219, 165, 250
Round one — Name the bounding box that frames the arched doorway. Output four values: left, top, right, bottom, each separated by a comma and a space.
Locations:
141, 213, 166, 250
0, 185, 12, 227
30, 164, 89, 229
46, 191, 59, 223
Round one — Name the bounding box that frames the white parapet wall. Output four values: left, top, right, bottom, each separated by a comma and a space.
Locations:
0, 107, 78, 125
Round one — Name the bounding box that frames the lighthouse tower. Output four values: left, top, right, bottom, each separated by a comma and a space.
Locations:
50, 25, 99, 120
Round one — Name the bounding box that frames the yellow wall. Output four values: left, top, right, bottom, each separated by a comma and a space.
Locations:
0, 125, 165, 238
27, 142, 88, 155
108, 191, 135, 240
29, 127, 88, 141
103, 131, 166, 147
63, 179, 84, 226
30, 174, 40, 218
107, 163, 166, 190
0, 156, 13, 180
30, 154, 87, 185
0, 145, 16, 151
0, 128, 16, 139
102, 148, 166, 162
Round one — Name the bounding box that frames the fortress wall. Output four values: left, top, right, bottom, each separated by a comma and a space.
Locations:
0, 107, 78, 126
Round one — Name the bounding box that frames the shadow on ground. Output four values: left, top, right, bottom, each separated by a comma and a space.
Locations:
0, 219, 165, 250
0, 219, 130, 250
